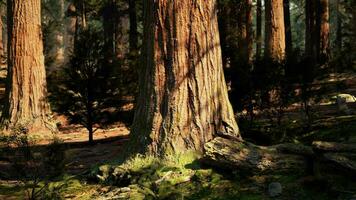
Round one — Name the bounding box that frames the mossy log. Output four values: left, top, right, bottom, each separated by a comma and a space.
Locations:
203, 137, 356, 174
203, 137, 311, 173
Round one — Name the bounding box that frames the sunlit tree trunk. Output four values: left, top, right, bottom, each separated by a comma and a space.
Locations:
284, 0, 292, 59
129, 0, 240, 156
1, 0, 55, 134
264, 0, 285, 62
256, 0, 262, 60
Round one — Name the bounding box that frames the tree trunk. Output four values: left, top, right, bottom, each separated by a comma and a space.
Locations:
237, 0, 253, 66
284, 0, 292, 59
129, 0, 138, 60
1, 0, 55, 134
102, 0, 117, 58
0, 4, 4, 62
129, 0, 240, 156
305, 0, 317, 60
264, 0, 286, 62
318, 0, 330, 64
336, 0, 342, 52
256, 0, 262, 60
64, 3, 77, 62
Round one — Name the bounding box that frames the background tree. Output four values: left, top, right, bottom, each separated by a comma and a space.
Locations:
129, 0, 240, 156
0, 0, 55, 134
256, 0, 263, 60
264, 0, 286, 62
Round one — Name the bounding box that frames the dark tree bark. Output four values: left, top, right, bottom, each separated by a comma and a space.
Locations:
102, 0, 118, 58
129, 0, 138, 60
336, 0, 342, 52
264, 0, 286, 62
305, 0, 317, 60
0, 4, 4, 61
256, 0, 262, 60
129, 0, 240, 156
284, 0, 292, 59
237, 0, 253, 66
1, 0, 55, 135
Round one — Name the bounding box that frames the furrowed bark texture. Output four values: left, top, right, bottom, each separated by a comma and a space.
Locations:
130, 0, 240, 156
1, 0, 54, 134
264, 0, 286, 62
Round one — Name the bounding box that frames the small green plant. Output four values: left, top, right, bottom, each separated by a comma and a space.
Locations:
2, 126, 67, 200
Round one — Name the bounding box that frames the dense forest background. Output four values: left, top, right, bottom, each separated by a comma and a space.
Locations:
0, 0, 356, 199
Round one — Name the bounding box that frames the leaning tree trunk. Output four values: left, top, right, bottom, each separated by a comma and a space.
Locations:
264, 0, 286, 62
1, 0, 55, 135
129, 0, 240, 156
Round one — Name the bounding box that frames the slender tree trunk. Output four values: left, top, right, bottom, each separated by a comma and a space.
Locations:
65, 3, 77, 62
81, 0, 87, 30
284, 0, 292, 59
0, 5, 4, 62
1, 0, 55, 134
237, 0, 253, 66
318, 0, 330, 64
102, 0, 117, 58
264, 0, 286, 62
336, 0, 342, 52
129, 0, 138, 60
256, 0, 262, 60
129, 0, 240, 156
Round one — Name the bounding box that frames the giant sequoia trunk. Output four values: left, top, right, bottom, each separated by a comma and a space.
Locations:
264, 0, 286, 62
1, 0, 55, 134
129, 0, 240, 156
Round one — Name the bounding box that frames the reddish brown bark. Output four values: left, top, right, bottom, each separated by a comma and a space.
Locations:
129, 0, 240, 156
319, 0, 330, 63
1, 0, 55, 134
264, 0, 286, 62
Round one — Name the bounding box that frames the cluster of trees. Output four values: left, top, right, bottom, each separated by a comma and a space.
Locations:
0, 0, 355, 156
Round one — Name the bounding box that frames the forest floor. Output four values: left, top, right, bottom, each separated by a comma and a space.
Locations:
0, 70, 356, 199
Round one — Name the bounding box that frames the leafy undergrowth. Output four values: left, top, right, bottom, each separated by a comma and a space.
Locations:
1, 151, 355, 199
85, 152, 355, 200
